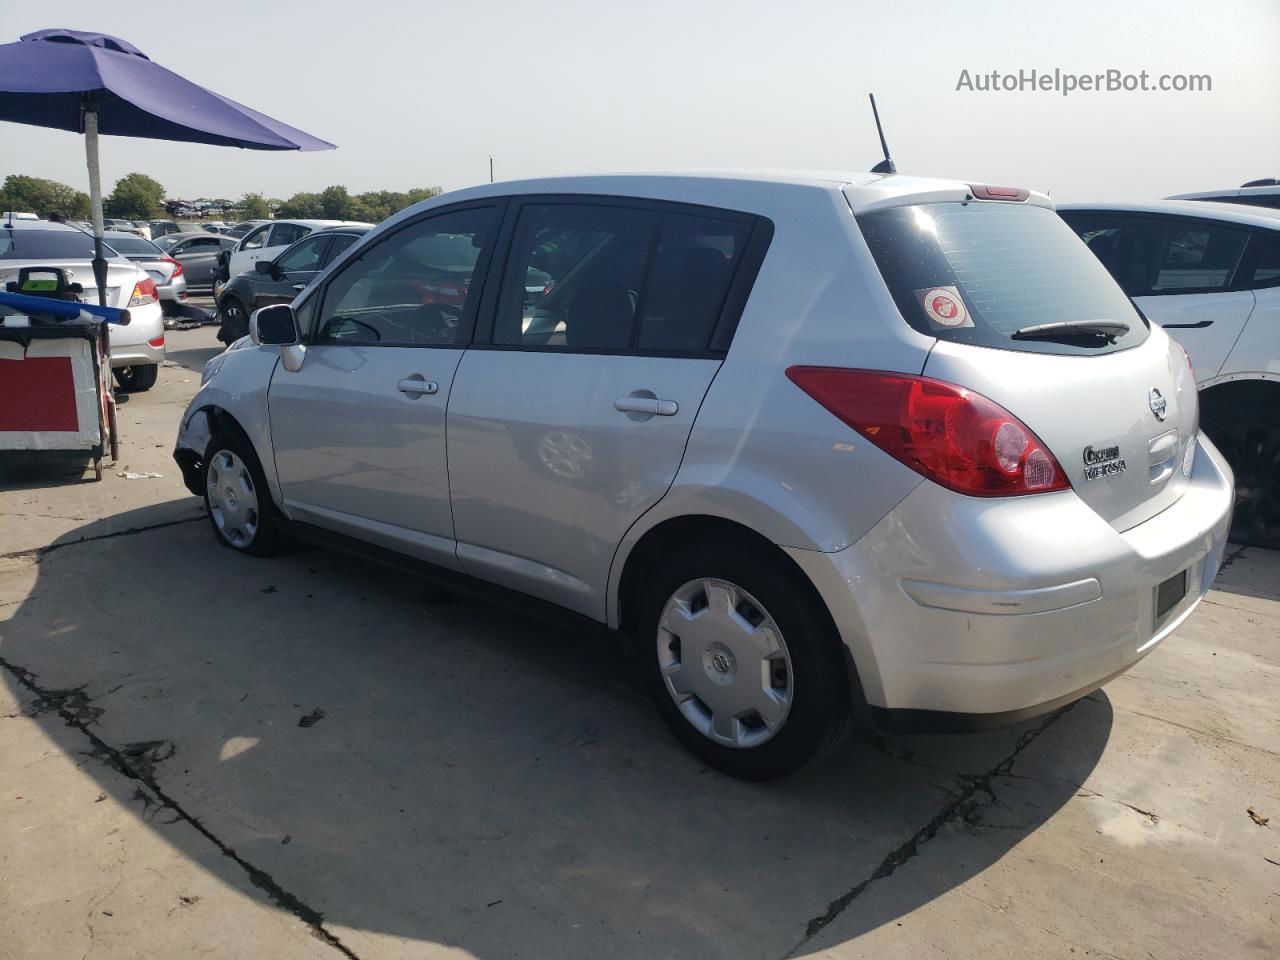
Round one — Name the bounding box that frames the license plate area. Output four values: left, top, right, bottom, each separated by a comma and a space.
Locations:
1154, 569, 1188, 623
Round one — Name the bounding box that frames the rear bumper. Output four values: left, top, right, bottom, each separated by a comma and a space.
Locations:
107, 302, 165, 368
787, 433, 1235, 726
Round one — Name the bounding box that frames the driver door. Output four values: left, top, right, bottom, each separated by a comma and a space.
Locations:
267, 203, 503, 568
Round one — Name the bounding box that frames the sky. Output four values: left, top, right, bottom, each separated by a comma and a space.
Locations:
1, 0, 1277, 205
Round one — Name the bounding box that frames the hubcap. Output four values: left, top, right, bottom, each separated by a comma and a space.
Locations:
656, 578, 793, 749
206, 450, 259, 548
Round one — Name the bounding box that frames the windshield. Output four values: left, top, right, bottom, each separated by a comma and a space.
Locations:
0, 228, 123, 261
105, 235, 163, 257
857, 202, 1148, 355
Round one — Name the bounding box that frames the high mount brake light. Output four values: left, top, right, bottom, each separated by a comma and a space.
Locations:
968, 183, 1030, 202
786, 367, 1071, 497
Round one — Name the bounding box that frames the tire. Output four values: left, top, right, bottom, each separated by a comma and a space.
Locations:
1203, 402, 1280, 549
217, 296, 249, 345
113, 364, 158, 392
640, 538, 852, 780
202, 430, 289, 557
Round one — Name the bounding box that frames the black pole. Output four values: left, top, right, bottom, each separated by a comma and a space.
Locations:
489, 156, 494, 183
92, 235, 108, 307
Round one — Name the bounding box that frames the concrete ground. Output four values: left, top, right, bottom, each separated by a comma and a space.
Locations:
1, 325, 1277, 960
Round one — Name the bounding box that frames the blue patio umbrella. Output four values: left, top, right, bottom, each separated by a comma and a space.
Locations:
0, 29, 335, 304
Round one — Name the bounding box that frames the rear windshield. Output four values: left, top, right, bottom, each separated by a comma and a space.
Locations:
857, 202, 1148, 355
0, 228, 119, 261
105, 235, 162, 257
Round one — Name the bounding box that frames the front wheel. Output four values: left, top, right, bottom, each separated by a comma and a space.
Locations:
202, 430, 289, 557
640, 539, 852, 780
113, 364, 158, 392
217, 297, 249, 345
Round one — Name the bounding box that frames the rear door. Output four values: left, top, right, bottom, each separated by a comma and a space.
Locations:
858, 199, 1199, 532
1061, 211, 1255, 379
447, 198, 759, 619
267, 203, 502, 567
1220, 229, 1280, 377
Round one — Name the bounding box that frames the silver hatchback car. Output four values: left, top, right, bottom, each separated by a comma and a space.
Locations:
175, 172, 1235, 779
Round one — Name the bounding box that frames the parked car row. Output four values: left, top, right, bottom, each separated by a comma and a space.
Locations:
178, 171, 1236, 780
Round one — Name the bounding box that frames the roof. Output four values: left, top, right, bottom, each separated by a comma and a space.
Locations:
1168, 184, 1280, 200
272, 219, 371, 229
1057, 199, 1280, 229
392, 171, 1054, 226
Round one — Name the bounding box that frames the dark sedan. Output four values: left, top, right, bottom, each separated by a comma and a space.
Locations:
216, 225, 370, 343
156, 232, 237, 290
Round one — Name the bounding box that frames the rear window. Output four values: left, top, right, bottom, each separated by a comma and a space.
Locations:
105, 235, 162, 257
857, 202, 1148, 356
0, 228, 113, 261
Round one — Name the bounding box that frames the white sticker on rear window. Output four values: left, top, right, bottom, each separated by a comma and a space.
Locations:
915, 286, 973, 329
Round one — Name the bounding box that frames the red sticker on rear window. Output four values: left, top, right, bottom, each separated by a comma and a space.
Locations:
915, 286, 973, 329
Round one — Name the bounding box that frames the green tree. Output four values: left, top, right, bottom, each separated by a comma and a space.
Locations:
0, 174, 90, 219
277, 191, 323, 219
104, 173, 166, 220
319, 184, 353, 220
238, 192, 271, 220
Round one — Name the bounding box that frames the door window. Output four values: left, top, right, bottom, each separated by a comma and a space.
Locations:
494, 204, 658, 350
314, 206, 497, 347
1151, 222, 1247, 292
637, 214, 750, 353
269, 223, 309, 247
275, 235, 331, 273
240, 224, 271, 250
323, 232, 361, 265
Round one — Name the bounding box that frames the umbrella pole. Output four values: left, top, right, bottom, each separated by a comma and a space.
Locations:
84, 109, 108, 307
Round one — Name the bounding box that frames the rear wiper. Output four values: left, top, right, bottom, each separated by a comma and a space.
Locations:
1012, 319, 1131, 342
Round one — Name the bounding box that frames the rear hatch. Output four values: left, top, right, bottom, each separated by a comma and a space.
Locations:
855, 197, 1198, 531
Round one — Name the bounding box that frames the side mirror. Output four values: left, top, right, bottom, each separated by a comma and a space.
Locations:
250, 304, 299, 346
255, 259, 278, 278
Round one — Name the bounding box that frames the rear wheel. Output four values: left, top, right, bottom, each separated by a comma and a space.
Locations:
113, 364, 158, 392
640, 539, 851, 780
1204, 402, 1280, 549
202, 430, 289, 557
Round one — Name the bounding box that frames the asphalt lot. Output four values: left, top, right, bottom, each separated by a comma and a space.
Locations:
1, 325, 1277, 960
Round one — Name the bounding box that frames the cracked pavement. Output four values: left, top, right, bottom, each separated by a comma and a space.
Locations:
2, 327, 1278, 960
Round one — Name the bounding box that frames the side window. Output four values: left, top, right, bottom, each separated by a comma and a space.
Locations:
240, 224, 271, 250
1151, 220, 1248, 292
194, 237, 221, 249
323, 232, 360, 265
493, 204, 659, 350
269, 223, 308, 247
636, 214, 749, 353
315, 206, 497, 347
1066, 214, 1164, 297
275, 235, 330, 273
1240, 231, 1280, 288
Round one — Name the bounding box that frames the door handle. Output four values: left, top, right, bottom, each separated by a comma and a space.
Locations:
397, 377, 438, 397
292, 283, 305, 291
614, 396, 678, 416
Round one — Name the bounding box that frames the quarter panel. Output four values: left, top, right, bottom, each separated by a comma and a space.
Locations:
1218, 287, 1280, 378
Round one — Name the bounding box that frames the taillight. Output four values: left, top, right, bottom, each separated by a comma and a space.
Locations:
164, 256, 184, 278
786, 367, 1071, 497
148, 334, 165, 348
129, 277, 158, 306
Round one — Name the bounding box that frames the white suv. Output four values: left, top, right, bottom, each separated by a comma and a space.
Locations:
176, 173, 1233, 779
1060, 200, 1279, 547
225, 219, 369, 282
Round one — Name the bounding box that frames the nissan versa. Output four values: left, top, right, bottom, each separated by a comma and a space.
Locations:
174, 172, 1235, 780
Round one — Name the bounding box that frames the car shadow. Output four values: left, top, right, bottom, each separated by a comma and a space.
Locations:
0, 451, 99, 490
1, 502, 1112, 959
164, 341, 222, 373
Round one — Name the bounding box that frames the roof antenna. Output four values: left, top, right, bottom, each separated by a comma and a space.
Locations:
868, 93, 896, 175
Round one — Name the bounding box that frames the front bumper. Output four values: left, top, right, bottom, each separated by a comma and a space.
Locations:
787, 433, 1235, 729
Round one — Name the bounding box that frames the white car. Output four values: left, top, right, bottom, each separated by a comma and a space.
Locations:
225, 219, 369, 283
1, 220, 165, 390
1060, 201, 1279, 547
1167, 178, 1280, 210
176, 172, 1232, 779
